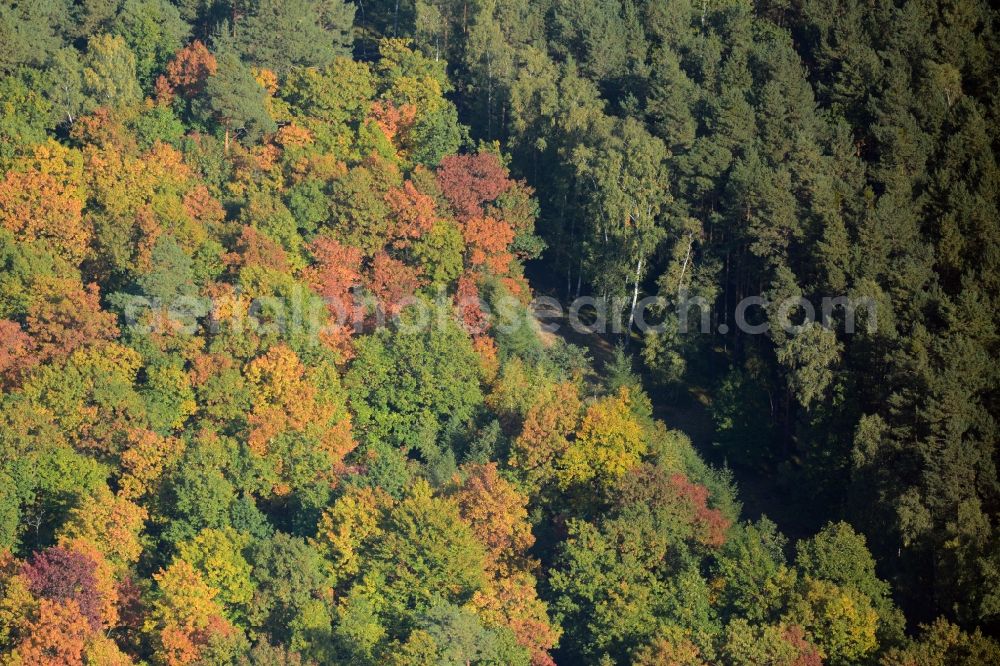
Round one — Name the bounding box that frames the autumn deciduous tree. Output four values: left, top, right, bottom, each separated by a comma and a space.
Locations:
181, 184, 225, 231
559, 388, 645, 490
80, 633, 134, 665
783, 577, 879, 666
454, 274, 489, 338
25, 279, 119, 365
795, 521, 904, 644
451, 464, 560, 665
615, 467, 732, 549
631, 627, 707, 666
366, 252, 425, 316
451, 463, 533, 571
144, 559, 240, 666
0, 169, 88, 264
303, 236, 363, 312
667, 474, 729, 547
483, 358, 548, 433
436, 153, 514, 221
408, 217, 464, 288
488, 181, 544, 260
508, 381, 582, 492
57, 487, 147, 570
12, 599, 92, 666
246, 346, 313, 453
462, 216, 515, 274
327, 161, 399, 254
0, 320, 35, 386
176, 528, 253, 623
472, 570, 560, 666
385, 180, 437, 248
313, 486, 389, 586
0, 552, 33, 650
17, 342, 145, 457
721, 620, 823, 666
227, 226, 289, 273
118, 428, 185, 500
880, 617, 1000, 665
155, 40, 218, 102
21, 546, 108, 630
243, 346, 356, 492
370, 100, 417, 152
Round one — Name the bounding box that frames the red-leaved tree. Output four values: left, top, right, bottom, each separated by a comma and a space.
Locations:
22, 547, 104, 631
436, 153, 514, 222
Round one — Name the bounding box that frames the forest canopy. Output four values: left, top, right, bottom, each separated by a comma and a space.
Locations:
0, 1, 998, 665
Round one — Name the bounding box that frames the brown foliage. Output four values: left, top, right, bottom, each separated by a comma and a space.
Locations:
304, 236, 363, 308
0, 320, 37, 386
452, 463, 534, 571
226, 226, 289, 273
366, 252, 424, 316
156, 41, 218, 102
182, 185, 226, 232
509, 382, 582, 489
455, 274, 489, 337
385, 180, 437, 248
436, 153, 514, 221
25, 280, 119, 364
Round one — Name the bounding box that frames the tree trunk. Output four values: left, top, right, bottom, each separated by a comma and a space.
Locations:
676, 233, 693, 301
627, 256, 644, 342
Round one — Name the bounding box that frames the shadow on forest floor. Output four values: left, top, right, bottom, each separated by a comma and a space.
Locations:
526, 273, 815, 541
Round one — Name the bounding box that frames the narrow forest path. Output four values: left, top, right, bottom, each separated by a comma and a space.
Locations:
528, 287, 813, 541
531, 298, 616, 370
529, 294, 717, 442
531, 297, 717, 454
